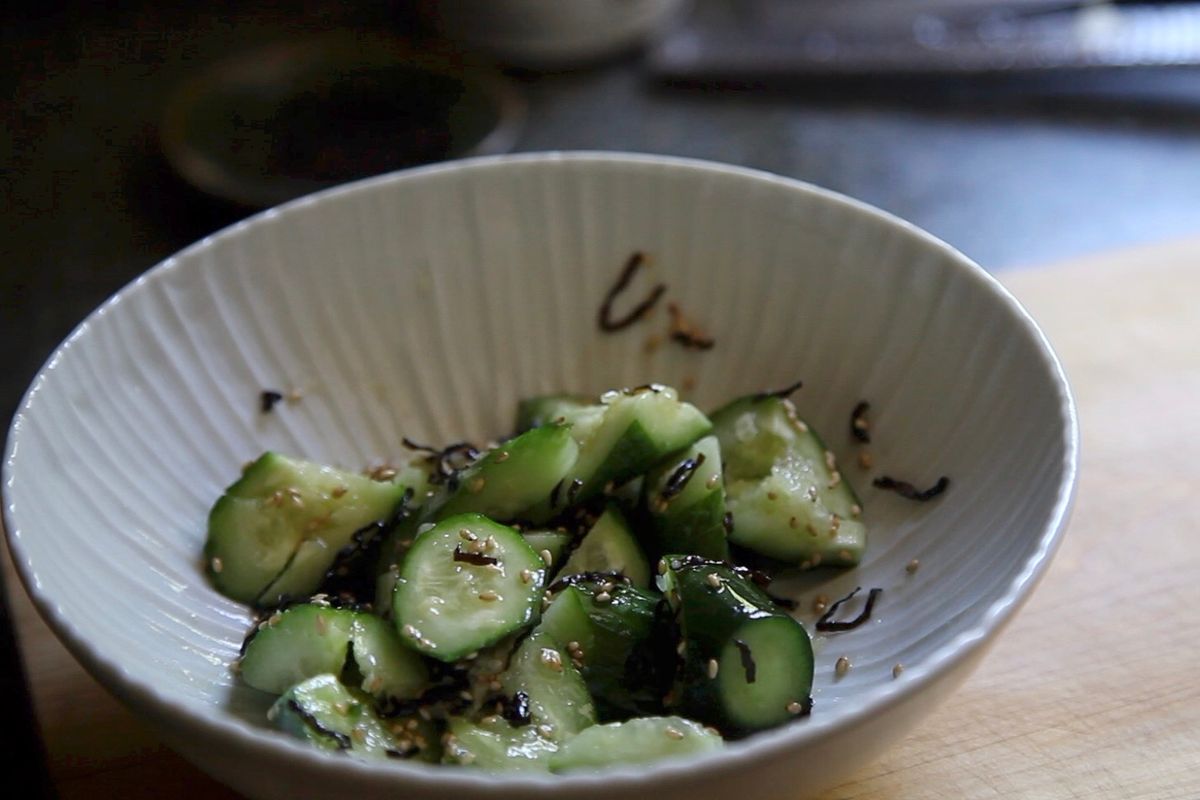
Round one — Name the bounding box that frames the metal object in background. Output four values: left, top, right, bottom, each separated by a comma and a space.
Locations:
649, 0, 1200, 79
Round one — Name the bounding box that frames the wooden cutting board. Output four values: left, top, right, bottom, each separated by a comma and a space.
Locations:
5, 238, 1199, 799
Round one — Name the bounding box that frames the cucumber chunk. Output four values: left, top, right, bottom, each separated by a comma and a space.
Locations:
644, 436, 730, 561
660, 558, 813, 734
530, 386, 712, 520
205, 452, 408, 605
710, 396, 866, 567
268, 674, 401, 758
521, 530, 574, 569
557, 505, 651, 588
549, 716, 722, 772
443, 716, 557, 772
515, 394, 594, 433
240, 604, 428, 701
501, 631, 596, 741
392, 514, 546, 661
538, 581, 662, 719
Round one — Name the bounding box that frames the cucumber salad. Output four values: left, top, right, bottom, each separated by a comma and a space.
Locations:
205, 384, 868, 771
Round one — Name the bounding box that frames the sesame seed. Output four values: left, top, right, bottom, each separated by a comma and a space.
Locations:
835, 656, 851, 677
266, 490, 284, 507
892, 663, 905, 679
838, 549, 852, 561
824, 450, 837, 470
830, 515, 841, 532
367, 675, 384, 693
459, 528, 476, 541
483, 536, 497, 552
229, 659, 241, 675
828, 471, 842, 489
594, 591, 612, 604
677, 640, 687, 656
806, 523, 819, 537
767, 491, 778, 501
850, 503, 862, 517
266, 704, 278, 721
286, 389, 304, 404
813, 594, 829, 614
334, 701, 350, 716
267, 612, 283, 627
405, 719, 420, 732
665, 727, 685, 740
707, 658, 719, 679
812, 552, 822, 566
331, 485, 348, 498
658, 559, 668, 575
858, 452, 874, 470
786, 701, 804, 715
906, 558, 920, 574
540, 648, 564, 672
489, 680, 502, 692
539, 549, 553, 567
460, 690, 474, 702
403, 624, 420, 639
705, 473, 720, 490
706, 572, 722, 589
478, 590, 500, 602
209, 557, 223, 574
495, 451, 510, 462
371, 466, 397, 481
418, 707, 432, 721
469, 477, 486, 493
520, 569, 534, 584
537, 724, 554, 738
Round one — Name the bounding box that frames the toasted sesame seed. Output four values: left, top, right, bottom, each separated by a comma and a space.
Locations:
786, 701, 804, 715
767, 491, 778, 501
595, 591, 612, 604
286, 389, 304, 403
850, 503, 862, 517
838, 549, 852, 561
419, 707, 433, 721
906, 558, 920, 575
489, 679, 502, 692
520, 568, 535, 584
707, 659, 719, 679
537, 724, 554, 738
677, 640, 687, 656
459, 528, 477, 541
892, 663, 905, 679
828, 471, 842, 489
540, 648, 564, 672
824, 450, 837, 470
858, 451, 874, 470
459, 690, 474, 702
210, 557, 223, 574
495, 451, 510, 462
267, 612, 283, 627
665, 727, 685, 740
658, 559, 668, 575
812, 552, 823, 566
469, 477, 486, 493
371, 466, 397, 481
706, 572, 722, 588
705, 473, 720, 490
367, 675, 384, 693
813, 594, 829, 614
600, 581, 616, 593
265, 704, 278, 721
483, 536, 497, 552
806, 486, 818, 502
334, 701, 351, 716
405, 719, 420, 732
331, 485, 348, 498
835, 656, 851, 677
539, 549, 553, 567
478, 590, 500, 602
229, 659, 241, 675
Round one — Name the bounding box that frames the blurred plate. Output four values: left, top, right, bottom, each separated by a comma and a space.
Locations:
161, 34, 525, 208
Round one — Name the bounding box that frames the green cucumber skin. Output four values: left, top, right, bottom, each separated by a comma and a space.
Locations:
501, 631, 596, 741
515, 394, 594, 433
660, 559, 813, 734
205, 452, 408, 606
549, 716, 722, 772
710, 396, 866, 567
392, 514, 546, 662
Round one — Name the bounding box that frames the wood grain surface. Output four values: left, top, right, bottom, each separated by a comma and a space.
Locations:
4, 239, 1198, 799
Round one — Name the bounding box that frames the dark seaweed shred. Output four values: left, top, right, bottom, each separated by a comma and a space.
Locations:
753, 379, 804, 401
401, 437, 440, 455
286, 699, 352, 749
453, 547, 500, 567
598, 252, 667, 332
661, 452, 706, 501
734, 639, 757, 684
260, 390, 284, 413
401, 438, 479, 490
873, 475, 950, 502
765, 592, 798, 611
503, 691, 532, 726
666, 302, 716, 350
314, 488, 415, 605
816, 586, 883, 632
850, 401, 871, 444
546, 570, 631, 594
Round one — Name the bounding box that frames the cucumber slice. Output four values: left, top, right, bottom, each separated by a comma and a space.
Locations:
557, 505, 651, 588
205, 452, 408, 605
437, 425, 580, 522
268, 674, 401, 758
240, 604, 428, 701
529, 386, 712, 520
644, 436, 730, 561
549, 716, 722, 772
501, 631, 596, 741
392, 514, 546, 661
515, 394, 593, 433
710, 396, 866, 567
443, 716, 557, 772
538, 581, 662, 719
521, 530, 574, 569
660, 558, 813, 734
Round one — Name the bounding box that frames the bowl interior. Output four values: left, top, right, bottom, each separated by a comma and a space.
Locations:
3, 154, 1073, 786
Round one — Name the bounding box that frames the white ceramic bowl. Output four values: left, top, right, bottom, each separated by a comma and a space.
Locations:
3, 153, 1076, 800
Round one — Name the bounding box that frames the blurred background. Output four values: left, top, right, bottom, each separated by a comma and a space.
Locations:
6, 0, 1200, 429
